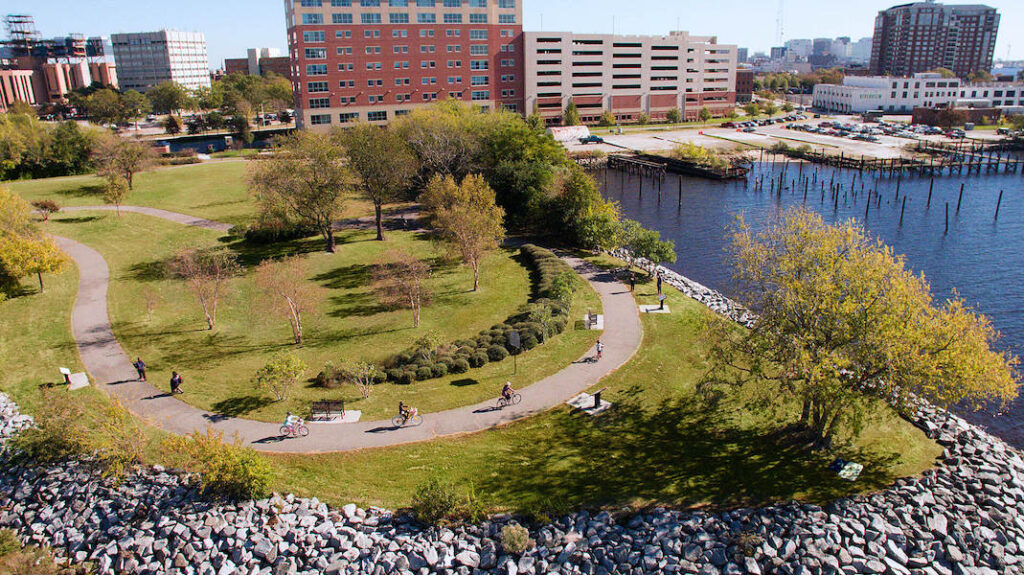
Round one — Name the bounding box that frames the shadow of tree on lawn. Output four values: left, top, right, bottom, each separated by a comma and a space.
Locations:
211, 394, 275, 417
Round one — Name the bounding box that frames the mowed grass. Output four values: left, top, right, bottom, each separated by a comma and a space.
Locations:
267, 269, 941, 514
41, 210, 601, 422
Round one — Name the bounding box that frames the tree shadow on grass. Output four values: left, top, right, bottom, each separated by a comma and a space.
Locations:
314, 263, 374, 291
51, 215, 103, 225
223, 237, 325, 268
54, 183, 105, 199
154, 332, 296, 370
126, 258, 171, 282
211, 395, 275, 417
450, 378, 479, 387
478, 393, 903, 516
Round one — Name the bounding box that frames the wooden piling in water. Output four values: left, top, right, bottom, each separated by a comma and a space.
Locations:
956, 183, 964, 214
996, 190, 1004, 221
945, 203, 949, 235
900, 197, 907, 226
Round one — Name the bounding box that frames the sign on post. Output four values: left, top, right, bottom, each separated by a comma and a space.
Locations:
509, 330, 521, 375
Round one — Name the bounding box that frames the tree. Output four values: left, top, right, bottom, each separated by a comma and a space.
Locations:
253, 353, 307, 402
599, 110, 617, 127
255, 256, 323, 345
147, 81, 191, 115
968, 70, 995, 83
0, 234, 69, 293
621, 219, 676, 270
1009, 114, 1024, 132
762, 101, 779, 118
783, 102, 795, 113
703, 208, 1019, 448
120, 90, 151, 131
194, 86, 223, 112
743, 102, 761, 117
552, 165, 621, 250
936, 107, 968, 130
249, 132, 352, 252
563, 101, 581, 126
31, 200, 60, 221
421, 174, 505, 292
335, 123, 418, 241
231, 114, 253, 144
163, 115, 183, 135
5, 100, 35, 117
395, 102, 484, 182
102, 174, 130, 216
927, 68, 956, 79
169, 248, 239, 330
637, 112, 651, 125
698, 106, 712, 125
373, 249, 432, 327
92, 134, 156, 190
341, 361, 381, 399
666, 108, 683, 124
86, 89, 126, 126
481, 119, 568, 228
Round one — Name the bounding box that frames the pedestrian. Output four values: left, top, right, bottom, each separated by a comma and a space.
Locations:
170, 371, 183, 394
629, 272, 635, 292
595, 339, 604, 361
133, 357, 147, 382
656, 273, 663, 295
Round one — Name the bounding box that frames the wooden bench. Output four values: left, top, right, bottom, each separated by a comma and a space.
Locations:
311, 400, 345, 421
591, 387, 608, 409
586, 310, 599, 329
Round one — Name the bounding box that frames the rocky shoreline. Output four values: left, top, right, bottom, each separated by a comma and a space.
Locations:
0, 388, 1021, 575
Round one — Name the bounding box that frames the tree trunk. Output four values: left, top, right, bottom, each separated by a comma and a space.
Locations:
472, 260, 480, 292
799, 397, 811, 426
127, 171, 134, 191
37, 272, 44, 294
326, 228, 336, 253
375, 203, 385, 241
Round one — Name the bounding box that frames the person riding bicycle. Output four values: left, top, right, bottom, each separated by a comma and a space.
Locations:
501, 381, 515, 400
283, 411, 300, 434
398, 401, 411, 422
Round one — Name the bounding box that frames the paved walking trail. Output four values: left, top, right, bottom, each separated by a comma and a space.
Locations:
52, 207, 643, 454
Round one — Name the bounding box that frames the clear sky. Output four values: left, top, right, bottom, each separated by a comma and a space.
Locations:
5, 0, 1021, 68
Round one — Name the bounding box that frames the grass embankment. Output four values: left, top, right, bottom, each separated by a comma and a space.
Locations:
39, 211, 600, 422
269, 262, 941, 513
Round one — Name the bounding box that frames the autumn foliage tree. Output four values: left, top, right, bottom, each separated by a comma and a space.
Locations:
373, 249, 432, 327
703, 208, 1019, 449
0, 188, 69, 295
420, 174, 505, 292
255, 256, 323, 345
92, 134, 156, 190
249, 132, 352, 252
169, 248, 239, 330
102, 174, 130, 216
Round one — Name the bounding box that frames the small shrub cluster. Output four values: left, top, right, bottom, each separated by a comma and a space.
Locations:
163, 428, 272, 500
229, 221, 319, 245
410, 478, 486, 526
384, 245, 577, 383
500, 524, 536, 555
0, 528, 89, 574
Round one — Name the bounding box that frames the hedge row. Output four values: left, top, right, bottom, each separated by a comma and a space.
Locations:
384, 244, 578, 384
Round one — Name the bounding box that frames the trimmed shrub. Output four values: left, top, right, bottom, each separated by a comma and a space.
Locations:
451, 358, 470, 374
521, 334, 539, 350
431, 363, 449, 378
416, 366, 435, 381
487, 345, 510, 362
470, 353, 489, 368
501, 524, 535, 555
411, 478, 461, 525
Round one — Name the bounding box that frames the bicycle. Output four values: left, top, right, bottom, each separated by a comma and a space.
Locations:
392, 409, 423, 428
498, 392, 522, 409
279, 419, 310, 438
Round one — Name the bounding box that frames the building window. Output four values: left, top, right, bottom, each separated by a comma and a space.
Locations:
304, 48, 327, 59
418, 13, 437, 23
471, 75, 489, 85
331, 0, 352, 5
332, 13, 353, 23
368, 111, 388, 122
302, 14, 324, 24
469, 14, 488, 23
390, 13, 410, 23
361, 13, 383, 23
498, 0, 514, 7
469, 0, 487, 5
335, 30, 353, 38
309, 97, 332, 109
470, 30, 487, 40
303, 31, 326, 43
307, 81, 329, 92
498, 14, 515, 24
471, 90, 490, 100
306, 64, 328, 75
470, 60, 489, 70
339, 112, 359, 123
310, 114, 332, 125
360, 0, 381, 4
301, 0, 323, 5
416, 0, 436, 5
444, 14, 463, 23
389, 0, 408, 5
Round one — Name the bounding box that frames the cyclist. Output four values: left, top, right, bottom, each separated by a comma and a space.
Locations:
283, 411, 300, 435
501, 381, 515, 400
398, 401, 411, 423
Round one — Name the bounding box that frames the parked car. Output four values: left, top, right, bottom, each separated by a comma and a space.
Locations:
742, 127, 757, 133
579, 135, 604, 144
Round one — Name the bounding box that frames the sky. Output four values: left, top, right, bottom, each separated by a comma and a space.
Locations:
5, 0, 1022, 68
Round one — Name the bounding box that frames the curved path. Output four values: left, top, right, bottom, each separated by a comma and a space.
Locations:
53, 207, 643, 454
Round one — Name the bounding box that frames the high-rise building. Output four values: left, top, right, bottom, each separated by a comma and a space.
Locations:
869, 2, 999, 78
736, 47, 748, 64
111, 30, 211, 92
284, 0, 524, 130
523, 30, 737, 125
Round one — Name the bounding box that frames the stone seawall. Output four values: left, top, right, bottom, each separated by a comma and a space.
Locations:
0, 389, 1021, 575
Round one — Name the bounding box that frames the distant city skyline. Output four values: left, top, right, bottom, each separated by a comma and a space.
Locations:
4, 0, 1021, 69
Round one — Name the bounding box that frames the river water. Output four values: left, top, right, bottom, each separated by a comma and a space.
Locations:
600, 161, 1024, 447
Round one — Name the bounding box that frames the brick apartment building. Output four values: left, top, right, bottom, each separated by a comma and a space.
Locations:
225, 48, 293, 80
869, 2, 1000, 79
522, 30, 737, 125
284, 0, 524, 130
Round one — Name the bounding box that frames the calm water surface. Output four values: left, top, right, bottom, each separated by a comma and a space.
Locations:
600, 161, 1024, 447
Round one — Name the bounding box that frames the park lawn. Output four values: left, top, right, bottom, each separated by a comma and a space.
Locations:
266, 273, 942, 514
40, 210, 599, 422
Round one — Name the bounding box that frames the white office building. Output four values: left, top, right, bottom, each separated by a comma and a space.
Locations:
111, 30, 210, 92
813, 73, 962, 114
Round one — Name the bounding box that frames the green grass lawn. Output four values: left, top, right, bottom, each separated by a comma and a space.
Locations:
41, 210, 600, 422
267, 268, 942, 513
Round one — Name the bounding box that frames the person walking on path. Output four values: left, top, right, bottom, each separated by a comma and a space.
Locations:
656, 273, 663, 295
595, 339, 604, 361
133, 357, 147, 382
170, 371, 184, 395
629, 272, 636, 292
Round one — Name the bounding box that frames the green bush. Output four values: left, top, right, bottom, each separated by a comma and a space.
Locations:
0, 529, 20, 556
501, 524, 535, 555
411, 478, 461, 525
398, 370, 417, 385
487, 345, 510, 362
416, 366, 435, 381
521, 334, 539, 350
452, 358, 470, 374
431, 363, 449, 378
387, 368, 405, 382
470, 353, 489, 368
163, 428, 272, 500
